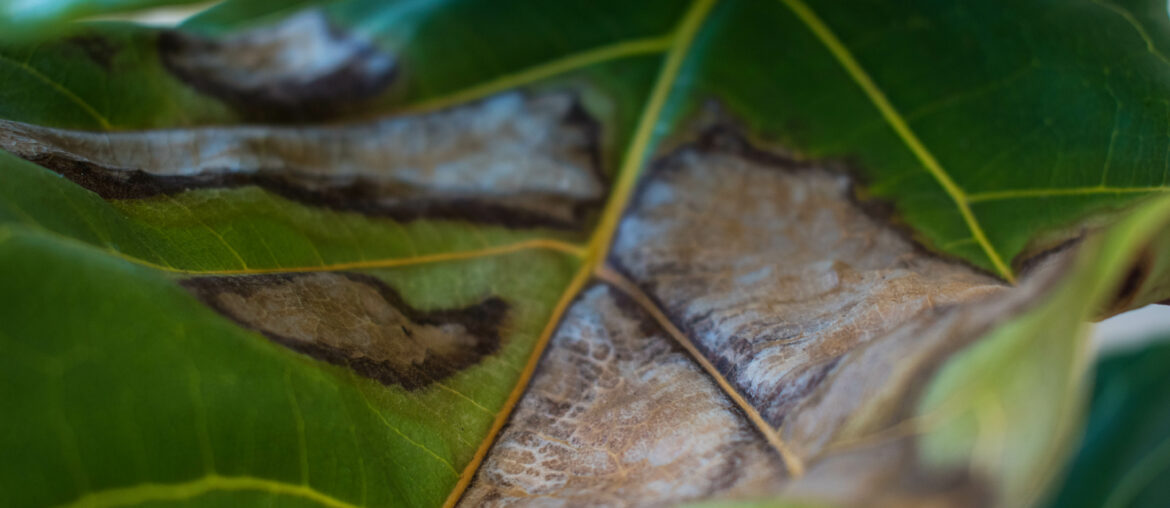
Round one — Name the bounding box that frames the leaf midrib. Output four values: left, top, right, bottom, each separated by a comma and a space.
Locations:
441, 0, 728, 505
33, 0, 1022, 504
22, 2, 791, 506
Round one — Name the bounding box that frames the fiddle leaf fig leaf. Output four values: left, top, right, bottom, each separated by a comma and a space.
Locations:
3, 1, 1170, 507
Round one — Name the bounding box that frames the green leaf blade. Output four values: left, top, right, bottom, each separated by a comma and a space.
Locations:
0, 225, 580, 507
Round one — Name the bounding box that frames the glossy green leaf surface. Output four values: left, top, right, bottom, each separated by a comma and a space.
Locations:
3, 0, 1170, 506
670, 0, 1170, 278
4, 0, 1169, 278
0, 224, 579, 507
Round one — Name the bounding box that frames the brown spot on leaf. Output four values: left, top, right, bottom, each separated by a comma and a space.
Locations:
786, 439, 993, 508
158, 10, 396, 121
460, 284, 786, 506
0, 91, 606, 230
607, 127, 1069, 505
611, 129, 1005, 429
181, 272, 507, 390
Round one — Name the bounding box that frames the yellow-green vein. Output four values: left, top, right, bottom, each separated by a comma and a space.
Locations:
1089, 0, 1170, 68
55, 474, 360, 508
0, 223, 585, 275
588, 0, 719, 265
400, 35, 674, 114
779, 0, 1015, 282
0, 53, 112, 130
445, 0, 720, 503
967, 185, 1170, 202
354, 385, 460, 476
595, 264, 806, 476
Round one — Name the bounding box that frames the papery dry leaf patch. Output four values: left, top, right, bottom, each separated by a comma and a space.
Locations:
4, 1, 1170, 507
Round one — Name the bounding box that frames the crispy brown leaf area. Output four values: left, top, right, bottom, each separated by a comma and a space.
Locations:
468, 131, 1068, 506
0, 91, 605, 228
182, 272, 508, 390
159, 10, 397, 121
611, 131, 1006, 432
460, 284, 787, 506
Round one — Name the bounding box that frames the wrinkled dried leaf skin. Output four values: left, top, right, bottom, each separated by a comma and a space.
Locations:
182, 272, 509, 390
613, 132, 1002, 430
159, 10, 397, 121
607, 131, 1066, 505
0, 91, 605, 229
460, 284, 787, 507
6, 1, 1170, 506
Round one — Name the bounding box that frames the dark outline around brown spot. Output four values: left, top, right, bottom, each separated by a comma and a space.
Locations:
156, 18, 397, 123
606, 126, 1021, 428
181, 272, 509, 390
19, 92, 609, 232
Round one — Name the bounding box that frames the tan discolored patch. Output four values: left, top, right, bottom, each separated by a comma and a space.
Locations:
772, 259, 1064, 507
781, 439, 993, 508
611, 130, 1005, 429
158, 10, 396, 121
181, 272, 507, 390
459, 284, 786, 506
607, 129, 1069, 504
0, 91, 605, 229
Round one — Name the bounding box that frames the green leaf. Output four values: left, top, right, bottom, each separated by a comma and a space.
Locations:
1046, 332, 1170, 508
0, 223, 581, 507
670, 0, 1170, 279
917, 195, 1170, 506
4, 0, 1170, 506
0, 0, 211, 42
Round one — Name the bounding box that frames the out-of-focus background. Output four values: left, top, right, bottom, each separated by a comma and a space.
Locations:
1095, 303, 1170, 353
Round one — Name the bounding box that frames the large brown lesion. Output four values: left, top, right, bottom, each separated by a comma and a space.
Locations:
611, 127, 1007, 429
181, 272, 508, 390
602, 125, 1072, 505
0, 91, 607, 230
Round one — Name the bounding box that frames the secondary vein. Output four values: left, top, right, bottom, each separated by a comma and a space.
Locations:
967, 185, 1170, 202
0, 53, 112, 130
3, 222, 585, 275
779, 0, 1015, 282
588, 0, 719, 266
445, 0, 723, 503
399, 34, 674, 114
595, 264, 807, 477
55, 474, 359, 508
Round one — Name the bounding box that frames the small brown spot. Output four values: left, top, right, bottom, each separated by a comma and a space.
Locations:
181, 272, 507, 390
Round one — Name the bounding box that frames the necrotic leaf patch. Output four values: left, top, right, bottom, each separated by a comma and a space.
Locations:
0, 91, 606, 229
158, 10, 397, 122
181, 272, 509, 390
